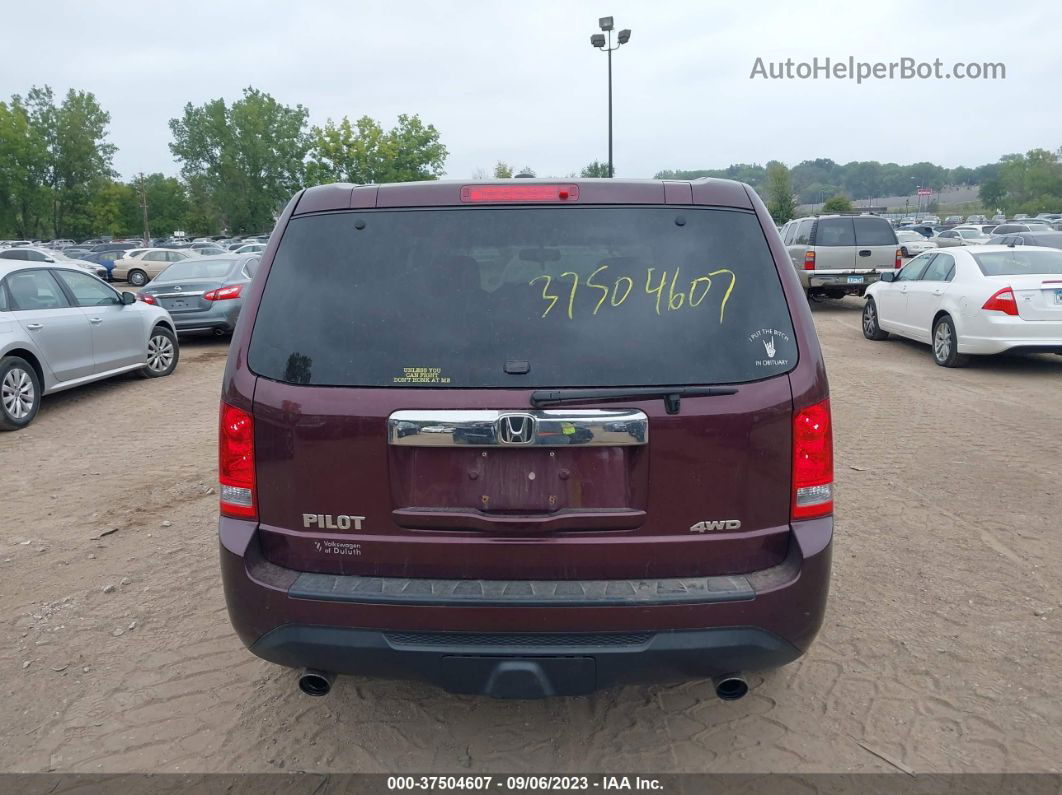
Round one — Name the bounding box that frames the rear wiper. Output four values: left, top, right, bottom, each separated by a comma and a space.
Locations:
530, 386, 738, 415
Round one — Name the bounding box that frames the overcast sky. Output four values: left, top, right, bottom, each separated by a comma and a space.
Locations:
2, 1, 1058, 181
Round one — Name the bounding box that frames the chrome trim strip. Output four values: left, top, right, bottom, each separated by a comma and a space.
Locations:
388, 409, 648, 447
153, 291, 205, 298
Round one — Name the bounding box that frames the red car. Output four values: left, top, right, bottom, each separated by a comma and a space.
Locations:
219, 178, 833, 699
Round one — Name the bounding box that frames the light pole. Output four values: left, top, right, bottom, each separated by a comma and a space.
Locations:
590, 17, 631, 178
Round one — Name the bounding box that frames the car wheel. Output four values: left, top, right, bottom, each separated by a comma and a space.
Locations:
128, 269, 148, 287
0, 356, 42, 431
138, 326, 179, 378
901, 246, 910, 257
862, 299, 889, 340
932, 315, 969, 368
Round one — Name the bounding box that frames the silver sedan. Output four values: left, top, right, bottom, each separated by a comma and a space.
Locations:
0, 262, 178, 430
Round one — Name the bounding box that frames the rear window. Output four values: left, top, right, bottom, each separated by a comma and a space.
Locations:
815, 218, 854, 247
248, 207, 798, 388
159, 259, 232, 280
854, 218, 897, 246
973, 250, 1062, 276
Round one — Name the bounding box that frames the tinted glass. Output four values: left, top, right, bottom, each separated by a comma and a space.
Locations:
6, 270, 70, 309
815, 218, 855, 246
55, 269, 120, 306
973, 250, 1062, 276
0, 281, 8, 311
249, 207, 798, 388
922, 253, 954, 281
898, 256, 932, 281
0, 249, 28, 261
853, 217, 897, 246
158, 259, 233, 280
793, 220, 811, 245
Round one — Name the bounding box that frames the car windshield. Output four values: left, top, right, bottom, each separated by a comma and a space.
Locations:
897, 231, 921, 242
957, 229, 985, 238
248, 207, 798, 388
973, 250, 1062, 276
157, 259, 233, 280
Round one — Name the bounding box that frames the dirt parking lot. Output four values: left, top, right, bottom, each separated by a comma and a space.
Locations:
1, 297, 1060, 774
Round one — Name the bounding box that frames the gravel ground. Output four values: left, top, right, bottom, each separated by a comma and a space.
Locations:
1, 298, 1060, 774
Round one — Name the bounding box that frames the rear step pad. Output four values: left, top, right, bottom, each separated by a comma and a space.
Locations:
288, 571, 755, 606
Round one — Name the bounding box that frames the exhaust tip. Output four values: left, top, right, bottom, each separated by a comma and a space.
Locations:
712, 673, 749, 701
298, 669, 335, 697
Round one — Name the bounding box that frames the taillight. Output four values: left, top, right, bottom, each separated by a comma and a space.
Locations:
792, 399, 833, 520
219, 403, 256, 519
138, 293, 157, 305
982, 287, 1018, 316
895, 248, 902, 268
803, 251, 816, 271
204, 284, 242, 301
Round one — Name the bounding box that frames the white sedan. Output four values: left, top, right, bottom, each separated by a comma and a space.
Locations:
896, 230, 937, 257
861, 245, 1062, 367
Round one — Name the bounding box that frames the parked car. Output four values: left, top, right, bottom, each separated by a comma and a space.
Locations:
922, 215, 941, 225
0, 262, 179, 430
111, 248, 194, 286
898, 224, 938, 239
0, 247, 109, 280
218, 178, 835, 699
991, 223, 1052, 235
965, 215, 987, 224
944, 215, 964, 225
188, 243, 227, 256
233, 243, 266, 255
1012, 214, 1031, 221
139, 254, 259, 336
88, 242, 134, 255
896, 230, 937, 257
991, 214, 1007, 223
862, 246, 1062, 366
933, 228, 992, 247
781, 214, 899, 298
988, 231, 1062, 250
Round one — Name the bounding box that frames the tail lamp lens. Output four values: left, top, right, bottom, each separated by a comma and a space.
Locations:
460, 184, 579, 203
981, 287, 1018, 316
138, 293, 157, 305
895, 248, 902, 268
792, 399, 833, 520
803, 251, 816, 271
204, 284, 242, 301
219, 403, 256, 519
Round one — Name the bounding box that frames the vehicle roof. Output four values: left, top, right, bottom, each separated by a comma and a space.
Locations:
0, 259, 92, 278
290, 177, 756, 216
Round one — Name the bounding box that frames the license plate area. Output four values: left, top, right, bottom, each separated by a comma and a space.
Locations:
395, 447, 631, 513
847, 275, 864, 284
162, 299, 188, 310
1054, 289, 1062, 305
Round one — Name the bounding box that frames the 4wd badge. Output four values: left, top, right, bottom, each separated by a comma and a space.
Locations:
690, 520, 742, 533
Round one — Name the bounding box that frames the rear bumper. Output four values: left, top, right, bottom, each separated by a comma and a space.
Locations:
169, 305, 240, 334
219, 517, 832, 695
959, 316, 1062, 355
800, 270, 889, 292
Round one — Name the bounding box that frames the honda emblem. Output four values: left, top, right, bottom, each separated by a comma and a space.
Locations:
497, 414, 536, 445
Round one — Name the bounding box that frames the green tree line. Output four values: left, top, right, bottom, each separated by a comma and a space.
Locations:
657, 151, 1061, 209
1, 85, 449, 240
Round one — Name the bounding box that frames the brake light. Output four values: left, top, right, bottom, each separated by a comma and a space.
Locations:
460, 184, 580, 203
803, 251, 816, 271
895, 248, 902, 268
204, 284, 242, 301
792, 399, 833, 520
138, 293, 157, 305
219, 403, 256, 519
982, 287, 1018, 316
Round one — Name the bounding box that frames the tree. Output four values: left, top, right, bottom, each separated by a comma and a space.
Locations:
493, 162, 514, 179
305, 113, 447, 185
822, 195, 853, 213
169, 87, 310, 234
765, 161, 797, 223
979, 177, 1006, 211
580, 161, 609, 178
0, 97, 50, 238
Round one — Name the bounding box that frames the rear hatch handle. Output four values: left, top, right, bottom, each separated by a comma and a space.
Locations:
530, 386, 738, 415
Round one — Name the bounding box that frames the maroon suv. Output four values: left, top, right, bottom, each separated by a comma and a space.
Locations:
219, 179, 833, 699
